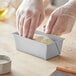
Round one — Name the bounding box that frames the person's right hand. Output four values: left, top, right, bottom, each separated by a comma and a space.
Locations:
16, 0, 45, 39
44, 1, 76, 35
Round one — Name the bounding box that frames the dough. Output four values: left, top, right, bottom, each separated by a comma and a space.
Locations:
34, 34, 54, 45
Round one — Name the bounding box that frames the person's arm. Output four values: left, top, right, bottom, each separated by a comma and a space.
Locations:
16, 0, 45, 39
44, 0, 76, 35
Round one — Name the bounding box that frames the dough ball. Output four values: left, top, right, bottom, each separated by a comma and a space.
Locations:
34, 34, 54, 44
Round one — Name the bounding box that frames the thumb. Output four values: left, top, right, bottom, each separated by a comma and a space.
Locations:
45, 14, 57, 34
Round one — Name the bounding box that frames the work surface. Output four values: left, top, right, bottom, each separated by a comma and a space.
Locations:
0, 18, 76, 76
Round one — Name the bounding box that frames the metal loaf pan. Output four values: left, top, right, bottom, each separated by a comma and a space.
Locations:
13, 31, 64, 60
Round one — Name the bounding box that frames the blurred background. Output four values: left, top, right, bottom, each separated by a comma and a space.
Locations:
52, 0, 68, 6
0, 0, 69, 22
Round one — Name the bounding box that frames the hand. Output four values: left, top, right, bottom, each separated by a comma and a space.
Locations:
16, 0, 45, 39
44, 2, 75, 35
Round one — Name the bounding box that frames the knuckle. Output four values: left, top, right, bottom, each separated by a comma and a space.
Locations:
33, 10, 40, 16
27, 9, 32, 14
26, 9, 32, 16
35, 10, 40, 13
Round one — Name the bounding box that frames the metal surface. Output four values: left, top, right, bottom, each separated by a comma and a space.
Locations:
13, 31, 64, 60
35, 31, 64, 54
51, 70, 76, 76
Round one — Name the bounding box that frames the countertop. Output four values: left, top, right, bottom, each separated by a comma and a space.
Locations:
0, 17, 76, 76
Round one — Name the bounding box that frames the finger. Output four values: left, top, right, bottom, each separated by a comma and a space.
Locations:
16, 14, 20, 30
43, 25, 46, 32
20, 16, 25, 36
23, 17, 31, 37
36, 14, 40, 28
17, 12, 23, 30
19, 12, 24, 36
19, 19, 23, 36
16, 10, 19, 24
23, 10, 33, 37
37, 13, 44, 27
45, 14, 57, 34
28, 13, 40, 39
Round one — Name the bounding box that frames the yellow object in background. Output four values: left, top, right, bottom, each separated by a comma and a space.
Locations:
0, 0, 22, 21
0, 1, 9, 21
0, 7, 8, 17
0, 7, 8, 21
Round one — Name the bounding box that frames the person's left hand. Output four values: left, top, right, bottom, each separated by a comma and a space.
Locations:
16, 0, 44, 39
44, 3, 75, 35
